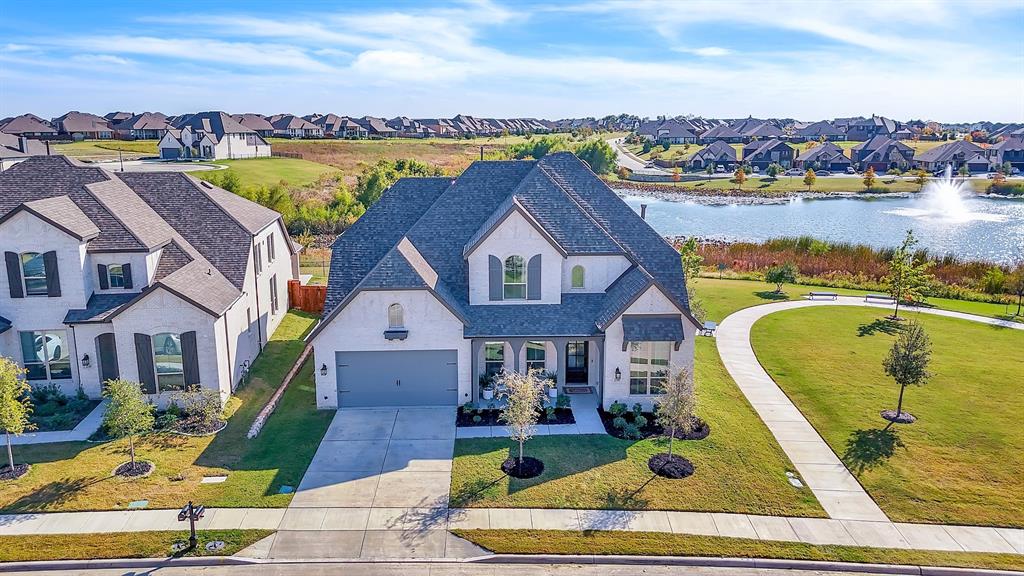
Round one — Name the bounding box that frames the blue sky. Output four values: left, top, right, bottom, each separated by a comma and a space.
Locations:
2, 0, 1023, 121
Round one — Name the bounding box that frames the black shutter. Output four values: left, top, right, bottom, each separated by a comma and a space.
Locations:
180, 331, 200, 386
4, 252, 23, 298
97, 264, 109, 290
134, 333, 156, 394
96, 333, 120, 383
122, 263, 133, 289
43, 251, 61, 297
527, 254, 542, 300
488, 255, 503, 301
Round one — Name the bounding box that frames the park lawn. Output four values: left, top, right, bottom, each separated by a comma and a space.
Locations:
691, 277, 1019, 323
0, 529, 271, 562
450, 339, 824, 517
456, 530, 1024, 572
0, 311, 334, 512
645, 176, 931, 194
750, 307, 1024, 527
201, 157, 339, 188
53, 140, 158, 160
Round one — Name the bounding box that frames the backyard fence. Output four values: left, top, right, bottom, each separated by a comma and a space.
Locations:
288, 280, 327, 314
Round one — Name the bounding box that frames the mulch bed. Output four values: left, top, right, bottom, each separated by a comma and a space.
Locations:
457, 408, 575, 427
648, 453, 694, 479
0, 464, 30, 481
881, 410, 917, 424
171, 417, 227, 436
113, 461, 154, 479
599, 409, 710, 441
501, 456, 544, 479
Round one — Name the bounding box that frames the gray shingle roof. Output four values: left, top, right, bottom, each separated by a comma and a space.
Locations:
64, 293, 138, 323
174, 111, 257, 137
796, 142, 849, 163
914, 140, 984, 163
464, 293, 608, 337
0, 314, 11, 334
690, 140, 737, 161
18, 196, 100, 240
622, 314, 685, 343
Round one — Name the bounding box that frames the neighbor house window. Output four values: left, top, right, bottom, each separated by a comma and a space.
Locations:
484, 342, 505, 377
503, 255, 526, 299
267, 235, 276, 263
629, 341, 671, 395
571, 265, 585, 289
526, 341, 546, 371
107, 264, 125, 288
254, 243, 263, 274
20, 252, 47, 296
269, 275, 279, 314
152, 333, 185, 392
20, 330, 72, 380
388, 303, 404, 328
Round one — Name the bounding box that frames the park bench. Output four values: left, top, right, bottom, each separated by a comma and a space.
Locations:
864, 294, 896, 304
807, 291, 838, 301
701, 321, 717, 336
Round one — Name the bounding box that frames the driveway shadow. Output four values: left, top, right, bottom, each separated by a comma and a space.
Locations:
857, 318, 902, 337
841, 425, 904, 476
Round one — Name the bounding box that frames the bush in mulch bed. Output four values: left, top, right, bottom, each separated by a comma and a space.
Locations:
648, 453, 694, 479
599, 403, 710, 441
170, 416, 227, 436
0, 464, 30, 481
501, 456, 544, 479
457, 402, 575, 427
113, 460, 154, 479
880, 410, 917, 424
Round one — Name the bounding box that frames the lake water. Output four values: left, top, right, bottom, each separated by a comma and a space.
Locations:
623, 195, 1024, 263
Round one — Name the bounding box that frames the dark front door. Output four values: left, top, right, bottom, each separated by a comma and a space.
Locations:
96, 333, 119, 383
565, 341, 588, 384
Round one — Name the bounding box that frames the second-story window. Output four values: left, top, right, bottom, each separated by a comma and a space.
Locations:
21, 252, 47, 296
108, 264, 125, 288
503, 255, 526, 300
571, 265, 586, 289
388, 303, 404, 329
254, 243, 263, 274
267, 234, 276, 263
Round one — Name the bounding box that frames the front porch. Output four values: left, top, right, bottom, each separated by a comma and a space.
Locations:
469, 337, 605, 405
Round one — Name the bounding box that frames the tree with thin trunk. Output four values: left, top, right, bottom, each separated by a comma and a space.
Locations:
885, 230, 934, 320
765, 262, 798, 294
498, 369, 548, 467
882, 321, 931, 421
655, 366, 696, 461
803, 168, 816, 191
863, 166, 877, 190
733, 166, 746, 189
704, 163, 714, 181
1008, 257, 1024, 317
0, 357, 33, 475
102, 379, 155, 470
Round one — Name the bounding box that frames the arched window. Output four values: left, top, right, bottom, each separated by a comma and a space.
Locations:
571, 265, 586, 289
503, 255, 526, 299
388, 303, 404, 328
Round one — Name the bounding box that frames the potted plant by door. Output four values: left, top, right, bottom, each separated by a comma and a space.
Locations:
480, 374, 495, 400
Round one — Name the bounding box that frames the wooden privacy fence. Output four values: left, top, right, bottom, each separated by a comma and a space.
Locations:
288, 280, 326, 314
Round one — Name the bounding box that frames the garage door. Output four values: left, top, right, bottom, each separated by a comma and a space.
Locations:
336, 350, 458, 407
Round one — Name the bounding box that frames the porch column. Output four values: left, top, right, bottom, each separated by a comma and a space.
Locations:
470, 338, 484, 401
551, 337, 569, 392
591, 336, 606, 406
508, 338, 527, 373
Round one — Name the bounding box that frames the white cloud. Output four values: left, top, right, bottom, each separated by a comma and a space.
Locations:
71, 54, 134, 66
675, 46, 732, 57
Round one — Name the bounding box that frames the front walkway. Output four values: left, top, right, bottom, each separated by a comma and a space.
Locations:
9, 399, 107, 445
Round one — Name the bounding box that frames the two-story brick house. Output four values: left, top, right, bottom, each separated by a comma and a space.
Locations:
308, 152, 699, 410
0, 156, 297, 403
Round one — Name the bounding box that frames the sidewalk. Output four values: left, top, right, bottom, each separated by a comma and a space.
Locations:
10, 399, 107, 445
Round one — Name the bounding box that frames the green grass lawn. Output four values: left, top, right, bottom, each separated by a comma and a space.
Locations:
53, 140, 158, 159
450, 339, 824, 517
0, 529, 271, 562
200, 157, 340, 188
1, 311, 334, 512
750, 307, 1023, 527
457, 530, 1024, 572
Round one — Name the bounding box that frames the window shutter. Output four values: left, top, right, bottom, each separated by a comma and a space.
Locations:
122, 263, 133, 289
134, 333, 156, 394
181, 331, 200, 386
4, 252, 23, 298
98, 264, 109, 290
527, 254, 542, 300
43, 251, 61, 297
488, 255, 503, 301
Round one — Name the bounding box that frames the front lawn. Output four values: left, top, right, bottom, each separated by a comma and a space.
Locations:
450, 339, 824, 517
0, 311, 334, 512
0, 529, 271, 562
750, 307, 1024, 527
53, 140, 158, 160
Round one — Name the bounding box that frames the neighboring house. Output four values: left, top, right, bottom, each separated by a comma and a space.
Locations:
638, 119, 697, 144
988, 135, 1024, 171
914, 140, 989, 173
699, 124, 744, 143
270, 115, 324, 139
308, 152, 699, 410
892, 128, 914, 140
112, 112, 170, 140
845, 115, 899, 141
314, 114, 369, 139
0, 114, 57, 137
851, 136, 915, 171
795, 142, 852, 171
793, 120, 846, 142
687, 140, 737, 170
233, 114, 276, 138
0, 132, 49, 170
0, 155, 298, 403
386, 117, 435, 138
160, 112, 272, 160
355, 116, 399, 138
741, 139, 794, 169
414, 119, 458, 138
51, 112, 113, 140
104, 111, 134, 124
729, 117, 784, 142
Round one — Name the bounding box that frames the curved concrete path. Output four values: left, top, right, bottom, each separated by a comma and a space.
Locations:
716, 295, 1022, 522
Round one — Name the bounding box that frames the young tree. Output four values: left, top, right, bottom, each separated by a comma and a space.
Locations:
102, 379, 155, 470
803, 168, 816, 191
912, 169, 929, 191
765, 262, 798, 293
0, 358, 32, 474
498, 370, 548, 467
885, 230, 934, 319
704, 163, 714, 181
672, 166, 681, 184
678, 237, 707, 322
733, 166, 747, 189
957, 164, 969, 178
1008, 257, 1024, 317
765, 162, 783, 179
863, 166, 877, 189
882, 321, 932, 421
655, 366, 696, 461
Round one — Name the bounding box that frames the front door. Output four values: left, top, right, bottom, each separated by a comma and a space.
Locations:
565, 341, 588, 384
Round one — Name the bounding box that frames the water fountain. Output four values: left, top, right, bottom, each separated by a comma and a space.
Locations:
887, 164, 1005, 223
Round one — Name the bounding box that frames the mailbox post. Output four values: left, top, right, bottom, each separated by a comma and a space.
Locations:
177, 501, 206, 550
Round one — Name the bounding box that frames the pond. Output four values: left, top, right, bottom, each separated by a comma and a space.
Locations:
623, 195, 1024, 263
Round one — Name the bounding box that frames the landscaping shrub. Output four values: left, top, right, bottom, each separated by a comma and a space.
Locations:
173, 386, 224, 434
608, 401, 627, 416
989, 182, 1024, 196
612, 416, 627, 430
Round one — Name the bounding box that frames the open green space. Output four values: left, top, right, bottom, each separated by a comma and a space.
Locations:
53, 140, 158, 159
200, 157, 340, 188
456, 529, 1024, 572
450, 339, 824, 517
0, 529, 272, 562
0, 311, 334, 512
750, 307, 1023, 527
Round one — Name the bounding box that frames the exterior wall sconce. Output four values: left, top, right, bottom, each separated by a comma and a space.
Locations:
81, 354, 91, 368
614, 367, 621, 381
320, 363, 328, 376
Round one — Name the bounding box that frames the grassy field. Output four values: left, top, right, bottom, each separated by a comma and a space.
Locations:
0, 529, 271, 562
750, 307, 1023, 527
457, 530, 1024, 571
198, 157, 340, 188
53, 139, 159, 160
450, 339, 824, 516
1, 311, 334, 512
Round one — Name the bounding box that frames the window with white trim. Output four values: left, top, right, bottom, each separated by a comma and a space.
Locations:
484, 342, 505, 377
152, 333, 185, 392
629, 341, 671, 395
254, 243, 263, 274
19, 330, 72, 380
388, 303, 404, 329
526, 341, 546, 371
107, 264, 125, 288
267, 234, 276, 263
269, 275, 279, 314
20, 252, 47, 296
503, 255, 526, 299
